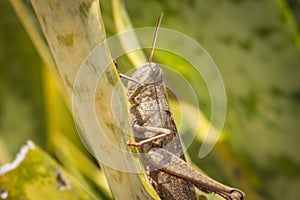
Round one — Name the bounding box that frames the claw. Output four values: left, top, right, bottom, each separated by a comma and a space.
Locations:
229, 189, 245, 200
146, 166, 158, 190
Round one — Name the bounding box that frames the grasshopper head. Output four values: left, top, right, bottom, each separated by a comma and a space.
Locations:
127, 62, 163, 96
127, 14, 164, 97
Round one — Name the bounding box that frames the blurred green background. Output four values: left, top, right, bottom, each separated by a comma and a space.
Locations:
1, 0, 300, 199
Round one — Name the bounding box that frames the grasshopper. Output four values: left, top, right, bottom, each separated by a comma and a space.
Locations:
117, 14, 245, 200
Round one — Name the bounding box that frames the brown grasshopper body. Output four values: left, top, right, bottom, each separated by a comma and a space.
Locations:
118, 14, 245, 200
126, 62, 197, 199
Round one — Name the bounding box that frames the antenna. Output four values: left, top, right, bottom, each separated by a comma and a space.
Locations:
148, 13, 163, 65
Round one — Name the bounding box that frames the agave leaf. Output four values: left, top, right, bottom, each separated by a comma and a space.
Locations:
0, 141, 98, 199
9, 0, 67, 102
10, 0, 154, 199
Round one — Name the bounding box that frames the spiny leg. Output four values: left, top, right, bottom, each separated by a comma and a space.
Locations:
127, 123, 173, 147
146, 166, 158, 190
113, 59, 143, 85
148, 148, 245, 200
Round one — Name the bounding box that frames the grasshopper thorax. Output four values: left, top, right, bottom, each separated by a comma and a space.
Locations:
127, 62, 163, 97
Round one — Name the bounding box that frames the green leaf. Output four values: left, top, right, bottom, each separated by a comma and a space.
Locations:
0, 141, 97, 199
9, 0, 156, 199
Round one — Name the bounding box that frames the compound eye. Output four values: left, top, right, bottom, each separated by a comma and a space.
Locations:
149, 62, 156, 71
152, 65, 157, 71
